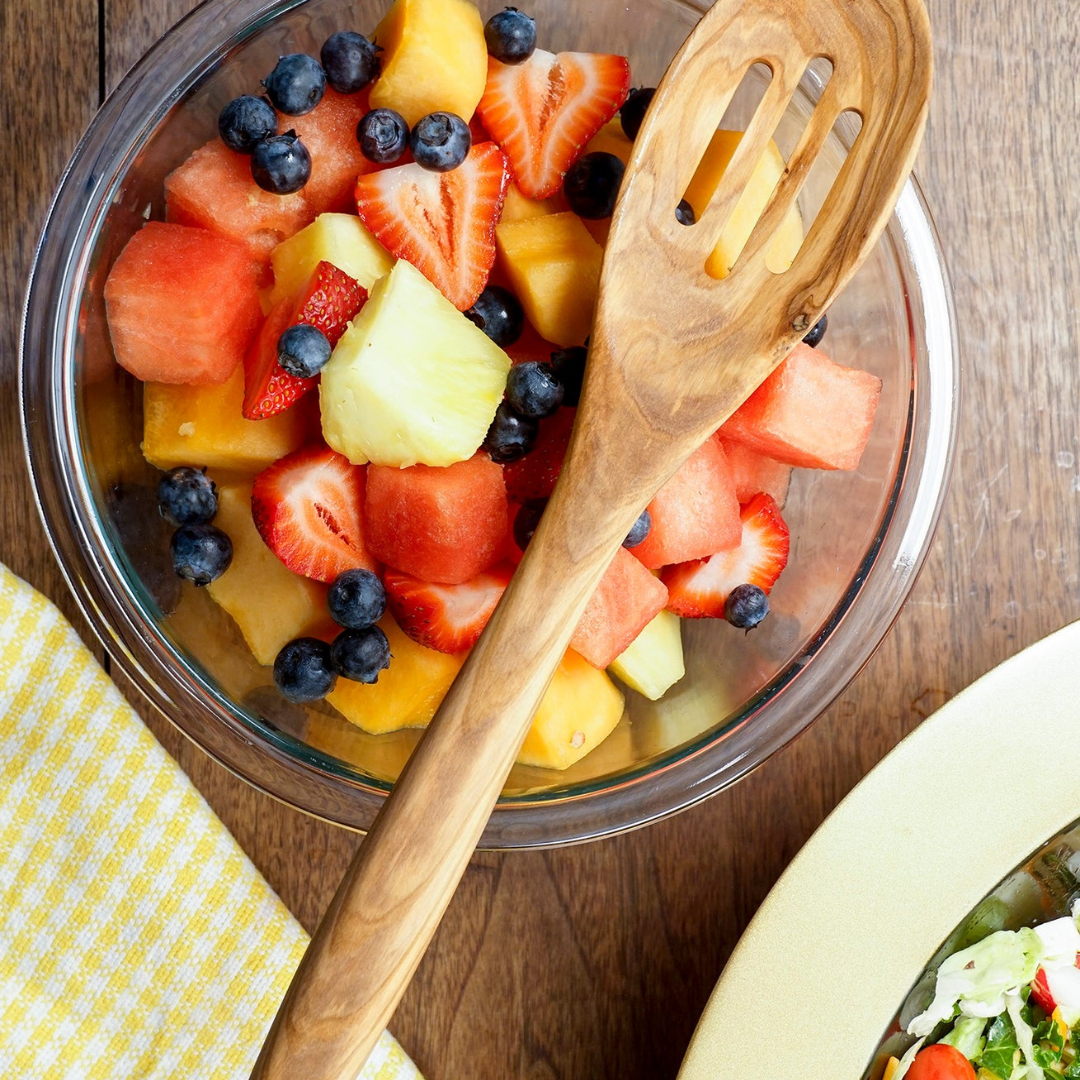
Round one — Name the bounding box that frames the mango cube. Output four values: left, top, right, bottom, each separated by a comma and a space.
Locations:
495, 212, 603, 347
326, 614, 466, 735
517, 649, 626, 770
369, 0, 488, 127
683, 130, 804, 279
269, 213, 394, 307
142, 366, 311, 474
206, 483, 330, 665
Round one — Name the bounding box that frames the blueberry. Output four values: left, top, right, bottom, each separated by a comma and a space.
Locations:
484, 8, 537, 64
170, 523, 232, 586
327, 568, 387, 630
277, 322, 332, 378
263, 53, 327, 116
623, 509, 651, 549
513, 499, 547, 550
563, 152, 625, 219
676, 198, 696, 226
330, 626, 392, 683
548, 345, 587, 406
158, 466, 218, 526
724, 583, 769, 630
483, 401, 538, 463
465, 286, 525, 347
803, 312, 828, 348
620, 87, 655, 141
320, 31, 379, 94
506, 361, 564, 419
273, 637, 337, 702
217, 95, 278, 153
251, 132, 311, 194
410, 112, 471, 172
357, 107, 410, 164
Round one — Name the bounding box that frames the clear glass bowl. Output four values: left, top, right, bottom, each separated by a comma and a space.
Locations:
20, 0, 959, 847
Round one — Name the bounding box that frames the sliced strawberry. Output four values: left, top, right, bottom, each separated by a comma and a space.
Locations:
477, 50, 631, 200
503, 407, 576, 504
663, 494, 790, 618
1031, 966, 1056, 1014
293, 260, 368, 346
354, 141, 510, 310
384, 563, 514, 654
251, 445, 377, 583
242, 261, 367, 419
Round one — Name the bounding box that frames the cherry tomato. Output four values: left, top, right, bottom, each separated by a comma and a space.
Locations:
906, 1043, 977, 1080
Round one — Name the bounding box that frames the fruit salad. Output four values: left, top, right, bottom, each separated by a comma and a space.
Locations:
883, 904, 1080, 1080
101, 0, 884, 773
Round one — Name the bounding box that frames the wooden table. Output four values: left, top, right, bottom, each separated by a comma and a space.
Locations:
3, 1, 1076, 1076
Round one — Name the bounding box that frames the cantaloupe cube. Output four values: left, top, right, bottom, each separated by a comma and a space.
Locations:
683, 130, 804, 278
369, 0, 488, 127
500, 182, 562, 224
326, 613, 466, 734
142, 366, 312, 474
495, 212, 603, 347
269, 213, 394, 307
206, 483, 330, 665
517, 649, 625, 770
585, 117, 633, 166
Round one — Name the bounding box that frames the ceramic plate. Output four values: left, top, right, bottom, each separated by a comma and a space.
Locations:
678, 619, 1080, 1079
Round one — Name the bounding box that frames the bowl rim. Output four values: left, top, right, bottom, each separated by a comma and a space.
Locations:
19, 0, 961, 848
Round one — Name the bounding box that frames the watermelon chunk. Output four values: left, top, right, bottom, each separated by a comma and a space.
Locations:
365, 454, 508, 583
571, 548, 668, 669
720, 343, 882, 471
165, 140, 314, 265
716, 434, 792, 508
103, 222, 262, 385
630, 437, 741, 570
288, 88, 377, 213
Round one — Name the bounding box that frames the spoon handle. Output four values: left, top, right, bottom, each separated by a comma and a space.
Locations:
249, 394, 680, 1080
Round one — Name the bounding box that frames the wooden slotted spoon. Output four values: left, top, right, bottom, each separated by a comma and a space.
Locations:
251, 0, 932, 1075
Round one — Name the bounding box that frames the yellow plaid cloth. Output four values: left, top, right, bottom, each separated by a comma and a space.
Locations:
0, 563, 422, 1080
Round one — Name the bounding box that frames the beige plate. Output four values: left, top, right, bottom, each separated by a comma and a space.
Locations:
677, 619, 1080, 1079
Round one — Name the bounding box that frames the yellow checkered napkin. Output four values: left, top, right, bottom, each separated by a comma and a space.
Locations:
0, 564, 423, 1080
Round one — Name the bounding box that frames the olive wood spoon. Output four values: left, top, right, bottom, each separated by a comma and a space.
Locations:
251, 0, 932, 1075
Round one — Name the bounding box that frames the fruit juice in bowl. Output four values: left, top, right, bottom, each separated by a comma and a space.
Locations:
21, 0, 958, 845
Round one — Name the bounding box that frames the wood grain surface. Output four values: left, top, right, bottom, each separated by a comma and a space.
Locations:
2, 1, 1078, 1078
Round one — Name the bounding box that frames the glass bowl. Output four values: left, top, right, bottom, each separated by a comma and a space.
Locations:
865, 817, 1080, 1079
20, 0, 959, 848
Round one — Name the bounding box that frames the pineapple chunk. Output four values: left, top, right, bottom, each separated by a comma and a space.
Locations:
142, 366, 311, 474
269, 213, 394, 306
206, 482, 329, 665
608, 609, 685, 701
495, 212, 603, 347
326, 613, 465, 734
517, 649, 625, 770
369, 0, 488, 127
683, 130, 804, 279
320, 260, 511, 468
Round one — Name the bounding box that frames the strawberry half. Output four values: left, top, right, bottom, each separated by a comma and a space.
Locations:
503, 407, 576, 504
354, 142, 510, 311
477, 50, 631, 200
251, 445, 377, 583
243, 261, 367, 420
384, 563, 514, 654
663, 493, 790, 618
